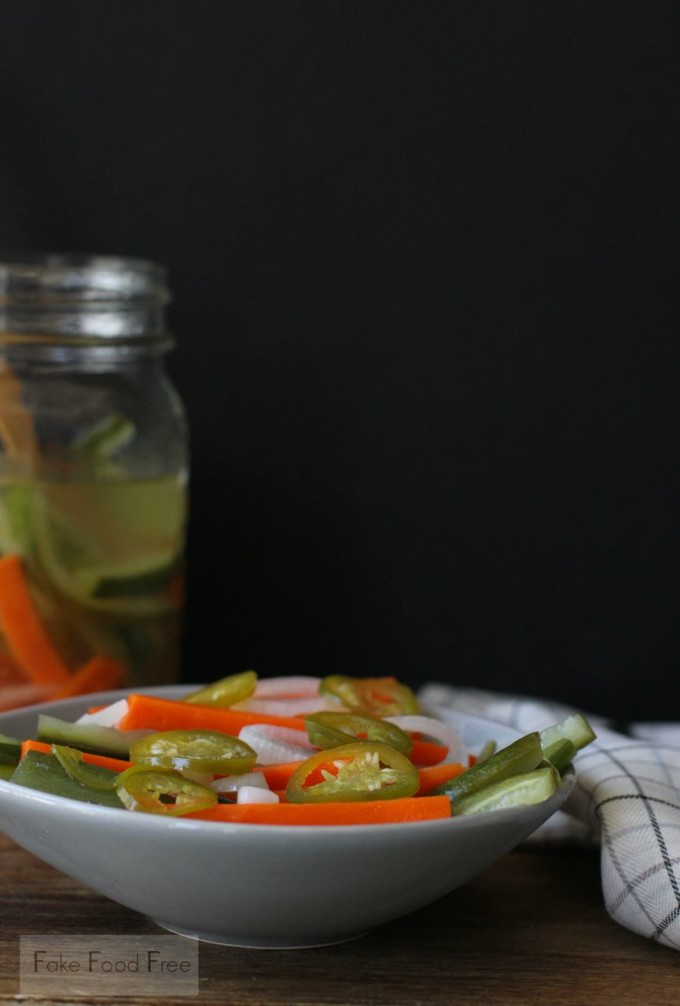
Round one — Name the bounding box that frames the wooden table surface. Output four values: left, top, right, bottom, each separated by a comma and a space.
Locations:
0, 833, 677, 1005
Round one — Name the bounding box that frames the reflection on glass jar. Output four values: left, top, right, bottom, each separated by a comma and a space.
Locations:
0, 254, 188, 709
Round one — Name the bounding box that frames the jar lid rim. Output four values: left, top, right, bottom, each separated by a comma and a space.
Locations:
0, 253, 170, 303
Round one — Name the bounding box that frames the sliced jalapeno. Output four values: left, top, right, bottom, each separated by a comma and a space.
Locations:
304, 711, 413, 755
129, 729, 257, 776
115, 765, 217, 816
184, 670, 257, 708
319, 674, 420, 717
52, 744, 117, 792
285, 741, 419, 803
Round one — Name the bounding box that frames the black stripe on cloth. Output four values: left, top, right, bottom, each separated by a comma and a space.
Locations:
596, 794, 680, 815
609, 855, 680, 914
599, 814, 659, 934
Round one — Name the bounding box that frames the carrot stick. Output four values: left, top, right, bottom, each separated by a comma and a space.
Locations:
0, 651, 27, 682
20, 739, 54, 759
0, 554, 71, 687
119, 694, 308, 735
255, 760, 304, 789
52, 655, 126, 699
0, 685, 54, 712
0, 360, 36, 461
20, 738, 131, 773
416, 761, 466, 795
187, 795, 452, 826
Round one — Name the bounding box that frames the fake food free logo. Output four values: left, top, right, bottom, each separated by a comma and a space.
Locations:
20, 936, 199, 997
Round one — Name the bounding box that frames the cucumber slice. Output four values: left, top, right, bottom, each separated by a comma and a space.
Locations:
0, 733, 21, 760
92, 562, 177, 600
71, 414, 134, 471
540, 713, 596, 753
30, 475, 185, 617
433, 731, 545, 800
543, 737, 577, 774
0, 483, 32, 555
476, 740, 497, 763
37, 714, 149, 758
10, 750, 123, 807
452, 764, 561, 816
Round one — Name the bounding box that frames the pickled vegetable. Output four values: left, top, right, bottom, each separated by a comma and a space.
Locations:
3, 673, 597, 825
184, 671, 257, 708
129, 729, 257, 776
285, 741, 420, 803
10, 749, 124, 807
115, 765, 217, 816
319, 675, 420, 717
304, 711, 413, 754
0, 418, 187, 701
432, 732, 545, 801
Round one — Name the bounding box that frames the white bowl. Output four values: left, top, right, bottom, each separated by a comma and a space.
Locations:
0, 687, 574, 948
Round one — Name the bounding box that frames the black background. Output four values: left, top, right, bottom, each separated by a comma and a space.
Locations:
1, 1, 678, 720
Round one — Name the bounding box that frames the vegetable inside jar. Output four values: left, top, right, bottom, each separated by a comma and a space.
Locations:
0, 254, 189, 709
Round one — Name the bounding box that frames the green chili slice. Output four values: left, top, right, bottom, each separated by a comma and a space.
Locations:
305, 711, 413, 755
115, 765, 217, 816
285, 741, 419, 803
184, 670, 257, 708
129, 729, 257, 776
52, 744, 117, 792
319, 675, 420, 717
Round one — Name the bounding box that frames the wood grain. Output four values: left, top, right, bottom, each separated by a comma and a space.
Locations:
0, 833, 676, 1005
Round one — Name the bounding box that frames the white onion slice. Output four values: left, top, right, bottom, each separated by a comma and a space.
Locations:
385, 714, 467, 765
76, 698, 129, 727
211, 772, 270, 793
252, 676, 322, 697
237, 786, 280, 805
232, 695, 340, 717
238, 724, 314, 765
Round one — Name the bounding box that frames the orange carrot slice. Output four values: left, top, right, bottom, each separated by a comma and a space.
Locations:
187, 795, 452, 825
119, 694, 308, 735
53, 655, 126, 699
255, 760, 304, 789
0, 684, 54, 712
409, 739, 449, 766
416, 761, 466, 795
20, 739, 131, 774
0, 554, 70, 687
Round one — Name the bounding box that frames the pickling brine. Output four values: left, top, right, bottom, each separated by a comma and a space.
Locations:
0, 473, 186, 690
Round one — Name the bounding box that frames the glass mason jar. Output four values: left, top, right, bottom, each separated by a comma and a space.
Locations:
0, 254, 188, 710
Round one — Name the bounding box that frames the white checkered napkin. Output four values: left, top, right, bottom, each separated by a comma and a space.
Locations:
419, 683, 680, 950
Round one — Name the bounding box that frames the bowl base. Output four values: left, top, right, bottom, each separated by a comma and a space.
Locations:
153, 918, 369, 950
